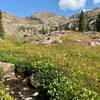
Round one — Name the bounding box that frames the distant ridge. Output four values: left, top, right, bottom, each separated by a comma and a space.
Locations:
1, 7, 100, 35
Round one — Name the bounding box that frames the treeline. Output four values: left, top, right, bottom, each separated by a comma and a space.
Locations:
70, 11, 100, 32
0, 10, 5, 39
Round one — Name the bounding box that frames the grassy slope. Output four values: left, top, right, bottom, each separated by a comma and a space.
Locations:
0, 32, 100, 98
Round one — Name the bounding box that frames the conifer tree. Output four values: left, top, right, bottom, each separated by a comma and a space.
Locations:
96, 13, 100, 32
79, 10, 87, 32
0, 10, 5, 39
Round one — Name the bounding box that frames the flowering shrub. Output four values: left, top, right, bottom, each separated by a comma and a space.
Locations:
31, 61, 57, 88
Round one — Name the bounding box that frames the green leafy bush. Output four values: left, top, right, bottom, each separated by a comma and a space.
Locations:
31, 60, 57, 88
48, 76, 97, 100
31, 60, 97, 100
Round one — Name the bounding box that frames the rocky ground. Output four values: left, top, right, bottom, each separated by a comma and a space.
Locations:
5, 72, 36, 100
0, 62, 49, 100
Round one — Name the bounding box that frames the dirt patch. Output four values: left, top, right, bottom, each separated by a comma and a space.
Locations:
4, 70, 49, 100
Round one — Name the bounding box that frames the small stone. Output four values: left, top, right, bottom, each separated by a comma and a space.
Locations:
17, 75, 21, 78
97, 39, 100, 42
0, 38, 3, 43
74, 39, 81, 43
6, 78, 10, 81
90, 41, 96, 47
95, 41, 100, 45
6, 85, 10, 88
6, 76, 17, 81
23, 87, 29, 91
10, 91, 14, 94
30, 77, 34, 80
18, 92, 22, 95
19, 94, 24, 97
6, 87, 10, 91
13, 77, 18, 80
23, 78, 27, 82
25, 97, 33, 100
32, 92, 39, 96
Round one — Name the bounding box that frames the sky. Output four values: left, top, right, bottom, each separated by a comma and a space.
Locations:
0, 0, 100, 17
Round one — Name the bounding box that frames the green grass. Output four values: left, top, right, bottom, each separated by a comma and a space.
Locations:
0, 32, 100, 99
0, 82, 13, 100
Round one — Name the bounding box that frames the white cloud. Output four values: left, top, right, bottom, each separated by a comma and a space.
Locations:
59, 0, 87, 11
93, 0, 100, 4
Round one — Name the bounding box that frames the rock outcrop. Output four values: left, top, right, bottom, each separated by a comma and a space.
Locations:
2, 11, 68, 35
2, 12, 27, 35
67, 7, 100, 31
0, 62, 15, 74
1, 8, 100, 36
0, 62, 15, 79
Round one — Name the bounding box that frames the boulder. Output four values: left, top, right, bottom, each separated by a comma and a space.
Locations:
95, 39, 100, 42
74, 39, 81, 43
52, 38, 63, 44
90, 41, 96, 47
89, 39, 100, 47
40, 36, 63, 45
95, 41, 100, 46
0, 62, 15, 78
0, 38, 3, 43
29, 74, 41, 88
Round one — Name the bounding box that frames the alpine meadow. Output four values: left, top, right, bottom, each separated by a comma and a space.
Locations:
0, 1, 100, 100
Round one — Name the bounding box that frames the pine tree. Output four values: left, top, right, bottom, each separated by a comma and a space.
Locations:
79, 10, 87, 32
0, 10, 4, 39
96, 13, 100, 32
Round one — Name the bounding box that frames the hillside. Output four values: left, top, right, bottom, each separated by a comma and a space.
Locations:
2, 11, 68, 35
30, 12, 67, 25
2, 12, 27, 35
1, 7, 100, 35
